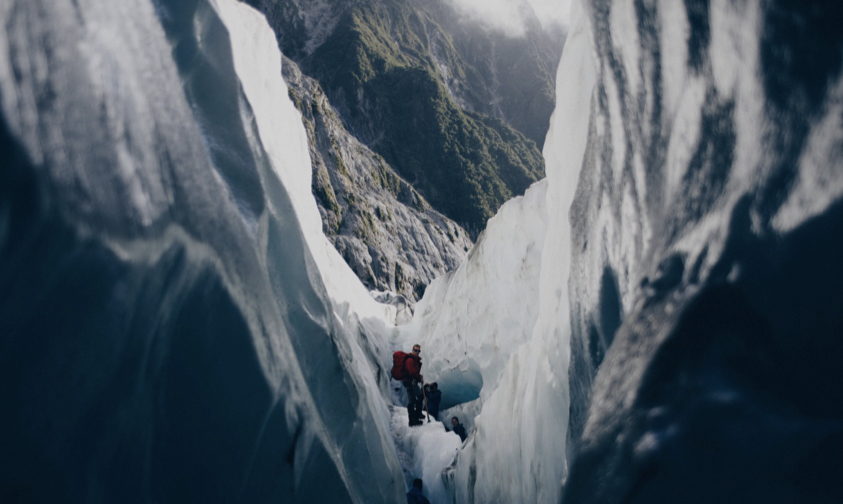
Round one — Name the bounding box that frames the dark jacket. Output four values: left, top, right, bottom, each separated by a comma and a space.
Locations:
403, 354, 422, 383
426, 389, 442, 419
406, 487, 430, 504
453, 423, 467, 442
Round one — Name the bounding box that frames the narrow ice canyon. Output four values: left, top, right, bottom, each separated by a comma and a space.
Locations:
1, 0, 841, 503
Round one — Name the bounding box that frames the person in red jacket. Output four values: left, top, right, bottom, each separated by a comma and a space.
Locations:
404, 344, 424, 426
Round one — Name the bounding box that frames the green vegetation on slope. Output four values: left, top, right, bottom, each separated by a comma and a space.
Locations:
301, 0, 546, 229
250, 0, 560, 230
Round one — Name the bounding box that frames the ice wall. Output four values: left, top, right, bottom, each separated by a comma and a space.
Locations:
561, 0, 843, 502
444, 4, 596, 503
393, 176, 548, 502
216, 0, 400, 406
397, 179, 548, 410
403, 4, 596, 502
0, 0, 404, 502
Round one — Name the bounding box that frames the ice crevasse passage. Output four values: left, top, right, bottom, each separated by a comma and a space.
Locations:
4, 0, 841, 501
216, 1, 593, 502
0, 0, 559, 499
0, 0, 584, 500
396, 3, 597, 503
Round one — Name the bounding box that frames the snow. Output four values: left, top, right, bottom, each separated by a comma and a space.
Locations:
390, 406, 464, 502
396, 179, 547, 410
388, 4, 597, 501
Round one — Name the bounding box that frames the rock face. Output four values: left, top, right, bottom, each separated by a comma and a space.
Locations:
247, 0, 561, 231
283, 56, 472, 301
560, 0, 843, 502
410, 0, 566, 151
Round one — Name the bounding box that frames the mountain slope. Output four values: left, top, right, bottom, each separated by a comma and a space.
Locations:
248, 0, 561, 231
283, 56, 472, 301
412, 0, 565, 149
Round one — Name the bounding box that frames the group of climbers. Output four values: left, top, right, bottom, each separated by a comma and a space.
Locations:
391, 344, 464, 438
392, 344, 468, 504
391, 344, 447, 427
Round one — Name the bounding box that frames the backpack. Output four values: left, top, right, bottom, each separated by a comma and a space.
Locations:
391, 351, 409, 380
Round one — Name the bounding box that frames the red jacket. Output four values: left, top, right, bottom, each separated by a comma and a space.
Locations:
404, 354, 422, 383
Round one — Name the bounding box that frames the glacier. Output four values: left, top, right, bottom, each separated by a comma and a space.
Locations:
560, 0, 843, 503
400, 3, 595, 502
2, 0, 842, 502
383, 0, 843, 501
0, 0, 405, 502
394, 177, 548, 502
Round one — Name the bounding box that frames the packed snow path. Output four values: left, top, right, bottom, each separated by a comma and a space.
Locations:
388, 400, 463, 502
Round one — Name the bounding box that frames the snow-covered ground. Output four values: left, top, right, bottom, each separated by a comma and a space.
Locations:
395, 179, 547, 410
390, 405, 464, 501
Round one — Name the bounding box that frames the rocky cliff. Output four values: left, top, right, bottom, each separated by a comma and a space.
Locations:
283, 56, 472, 301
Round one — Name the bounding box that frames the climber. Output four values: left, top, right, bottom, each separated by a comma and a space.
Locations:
406, 478, 430, 504
404, 344, 425, 426
425, 382, 442, 421
450, 416, 467, 442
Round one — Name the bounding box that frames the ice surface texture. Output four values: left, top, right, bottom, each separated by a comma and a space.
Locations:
0, 0, 404, 502
562, 0, 843, 503
399, 179, 548, 411
399, 3, 596, 499
396, 178, 552, 503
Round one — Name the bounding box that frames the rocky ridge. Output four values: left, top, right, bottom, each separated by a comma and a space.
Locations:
283, 56, 472, 302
